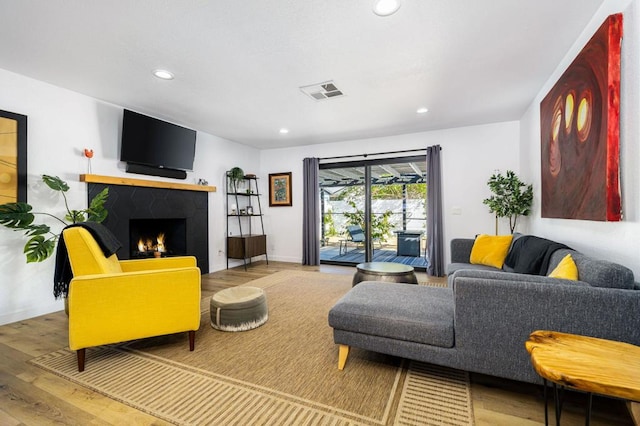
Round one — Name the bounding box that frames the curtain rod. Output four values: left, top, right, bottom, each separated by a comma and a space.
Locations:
319, 148, 435, 161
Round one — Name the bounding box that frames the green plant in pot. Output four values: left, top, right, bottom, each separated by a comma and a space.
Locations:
228, 167, 245, 192
482, 170, 533, 234
0, 175, 109, 262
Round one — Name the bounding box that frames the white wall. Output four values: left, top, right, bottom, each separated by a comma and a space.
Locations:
260, 121, 521, 264
520, 0, 640, 278
0, 68, 259, 325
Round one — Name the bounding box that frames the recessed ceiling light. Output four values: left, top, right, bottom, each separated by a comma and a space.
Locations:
153, 69, 174, 80
416, 107, 429, 114
373, 0, 401, 16
279, 128, 289, 134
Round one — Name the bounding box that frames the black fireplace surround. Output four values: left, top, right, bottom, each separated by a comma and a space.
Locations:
88, 183, 209, 273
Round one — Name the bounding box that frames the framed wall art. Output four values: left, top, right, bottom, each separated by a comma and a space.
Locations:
269, 172, 292, 207
0, 109, 28, 204
540, 13, 622, 221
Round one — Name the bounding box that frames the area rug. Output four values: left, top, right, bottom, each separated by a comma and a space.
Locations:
30, 270, 474, 425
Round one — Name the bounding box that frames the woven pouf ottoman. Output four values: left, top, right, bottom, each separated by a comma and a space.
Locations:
210, 286, 268, 332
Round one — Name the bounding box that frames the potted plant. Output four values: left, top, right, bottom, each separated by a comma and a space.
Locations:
0, 175, 109, 262
482, 170, 533, 234
228, 167, 245, 192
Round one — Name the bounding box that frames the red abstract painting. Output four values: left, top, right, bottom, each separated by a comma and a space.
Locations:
540, 13, 622, 221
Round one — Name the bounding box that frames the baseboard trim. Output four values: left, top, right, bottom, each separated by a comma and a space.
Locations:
0, 300, 63, 326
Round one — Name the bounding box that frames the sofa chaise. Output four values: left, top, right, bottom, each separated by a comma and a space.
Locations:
328, 234, 640, 384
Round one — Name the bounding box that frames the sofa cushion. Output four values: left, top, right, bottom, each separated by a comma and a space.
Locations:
446, 263, 503, 287
450, 269, 591, 288
447, 262, 502, 275
548, 249, 635, 289
328, 282, 454, 348
470, 234, 513, 269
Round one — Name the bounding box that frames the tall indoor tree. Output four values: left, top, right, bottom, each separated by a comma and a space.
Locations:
483, 170, 533, 234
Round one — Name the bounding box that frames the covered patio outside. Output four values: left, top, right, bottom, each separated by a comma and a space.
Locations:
319, 160, 428, 270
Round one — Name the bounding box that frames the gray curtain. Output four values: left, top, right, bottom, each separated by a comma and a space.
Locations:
426, 145, 444, 276
302, 157, 320, 265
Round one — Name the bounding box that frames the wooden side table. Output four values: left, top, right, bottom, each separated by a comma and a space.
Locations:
526, 330, 640, 425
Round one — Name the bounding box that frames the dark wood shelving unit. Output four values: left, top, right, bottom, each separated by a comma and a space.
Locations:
226, 173, 268, 270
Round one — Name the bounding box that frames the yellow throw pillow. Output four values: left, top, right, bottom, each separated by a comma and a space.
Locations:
548, 254, 579, 280
469, 234, 513, 269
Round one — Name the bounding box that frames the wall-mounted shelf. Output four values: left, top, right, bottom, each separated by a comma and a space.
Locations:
80, 174, 216, 192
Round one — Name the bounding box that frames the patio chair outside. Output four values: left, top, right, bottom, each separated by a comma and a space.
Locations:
339, 225, 380, 255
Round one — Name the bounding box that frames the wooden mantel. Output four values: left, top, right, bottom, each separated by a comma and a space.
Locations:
80, 174, 216, 192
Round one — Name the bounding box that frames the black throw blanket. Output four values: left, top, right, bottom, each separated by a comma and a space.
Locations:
503, 235, 571, 276
53, 222, 122, 299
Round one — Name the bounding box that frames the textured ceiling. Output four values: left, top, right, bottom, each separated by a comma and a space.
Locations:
0, 0, 605, 148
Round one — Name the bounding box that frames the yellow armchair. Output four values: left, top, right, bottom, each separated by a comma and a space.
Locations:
62, 227, 201, 372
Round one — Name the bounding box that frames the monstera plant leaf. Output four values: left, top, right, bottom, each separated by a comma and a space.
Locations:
0, 175, 109, 263
87, 187, 109, 222
24, 235, 56, 263
24, 224, 51, 236
42, 174, 70, 192
0, 203, 35, 229
65, 210, 87, 223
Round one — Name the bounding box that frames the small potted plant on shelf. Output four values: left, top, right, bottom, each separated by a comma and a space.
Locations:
228, 167, 244, 192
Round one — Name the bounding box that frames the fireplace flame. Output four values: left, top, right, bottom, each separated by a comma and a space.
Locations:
157, 233, 166, 253
137, 234, 167, 253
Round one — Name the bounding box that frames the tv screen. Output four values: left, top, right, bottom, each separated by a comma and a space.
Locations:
120, 110, 197, 172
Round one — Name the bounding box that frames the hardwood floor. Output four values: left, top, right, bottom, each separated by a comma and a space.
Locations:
0, 261, 633, 425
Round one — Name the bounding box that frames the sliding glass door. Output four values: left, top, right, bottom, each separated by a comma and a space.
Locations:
319, 155, 428, 270
320, 164, 367, 263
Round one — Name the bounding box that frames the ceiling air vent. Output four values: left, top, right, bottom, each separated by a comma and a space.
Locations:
299, 81, 345, 101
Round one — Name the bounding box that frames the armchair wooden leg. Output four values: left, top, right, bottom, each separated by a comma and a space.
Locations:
77, 348, 86, 372
189, 330, 195, 351
338, 344, 350, 370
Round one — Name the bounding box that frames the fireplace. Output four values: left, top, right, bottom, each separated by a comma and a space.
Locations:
130, 218, 187, 258
87, 181, 210, 273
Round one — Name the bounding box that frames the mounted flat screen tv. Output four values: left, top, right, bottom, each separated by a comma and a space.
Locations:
120, 110, 197, 179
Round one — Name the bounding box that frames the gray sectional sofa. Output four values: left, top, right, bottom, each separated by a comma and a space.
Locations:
328, 235, 640, 384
